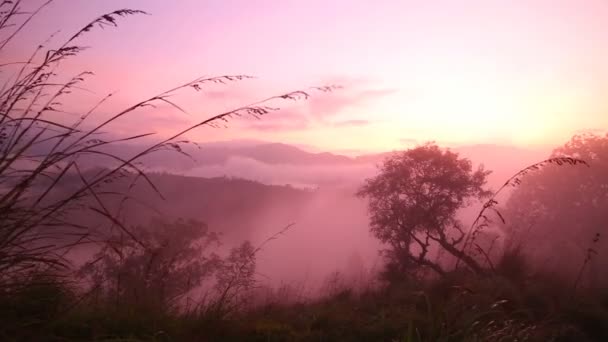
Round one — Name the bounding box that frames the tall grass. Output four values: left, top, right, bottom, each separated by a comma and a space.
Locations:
456, 157, 589, 272
0, 0, 336, 290
3, 2, 607, 341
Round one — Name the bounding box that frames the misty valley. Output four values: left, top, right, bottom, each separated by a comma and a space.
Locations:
2, 1, 608, 341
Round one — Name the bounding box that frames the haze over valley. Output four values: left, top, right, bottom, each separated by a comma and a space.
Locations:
2, 1, 608, 340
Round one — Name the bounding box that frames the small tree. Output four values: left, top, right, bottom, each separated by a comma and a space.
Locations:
357, 143, 491, 276
79, 218, 222, 313
209, 241, 256, 317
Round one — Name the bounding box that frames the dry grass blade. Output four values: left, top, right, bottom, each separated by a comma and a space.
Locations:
0, 0, 339, 297
0, 0, 53, 51
65, 9, 149, 45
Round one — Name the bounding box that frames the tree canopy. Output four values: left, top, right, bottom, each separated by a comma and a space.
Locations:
358, 143, 491, 276
504, 133, 608, 281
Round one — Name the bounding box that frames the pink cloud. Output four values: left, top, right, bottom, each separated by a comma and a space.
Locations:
245, 109, 310, 131
107, 109, 194, 136
331, 120, 370, 127
239, 82, 395, 132
308, 87, 397, 120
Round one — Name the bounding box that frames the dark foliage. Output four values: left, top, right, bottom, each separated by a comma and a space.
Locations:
357, 142, 492, 276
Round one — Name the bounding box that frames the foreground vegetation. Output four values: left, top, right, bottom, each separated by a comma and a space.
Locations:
2, 2, 608, 341
3, 255, 608, 341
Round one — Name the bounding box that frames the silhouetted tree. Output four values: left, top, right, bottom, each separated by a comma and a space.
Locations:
210, 241, 257, 318
504, 133, 607, 283
358, 143, 492, 276
79, 218, 222, 312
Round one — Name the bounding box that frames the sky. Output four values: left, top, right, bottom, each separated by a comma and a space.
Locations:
6, 0, 608, 153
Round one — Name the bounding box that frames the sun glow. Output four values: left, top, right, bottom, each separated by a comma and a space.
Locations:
13, 0, 607, 153
359, 66, 602, 149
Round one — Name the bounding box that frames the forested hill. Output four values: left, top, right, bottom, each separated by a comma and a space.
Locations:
58, 172, 315, 241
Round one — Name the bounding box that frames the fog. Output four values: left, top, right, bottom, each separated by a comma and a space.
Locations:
54, 135, 608, 305
109, 141, 551, 295
186, 156, 377, 188
6, 1, 608, 339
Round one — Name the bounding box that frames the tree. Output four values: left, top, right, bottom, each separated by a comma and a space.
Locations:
79, 218, 222, 312
504, 133, 608, 283
79, 217, 261, 316
210, 240, 256, 318
357, 143, 492, 276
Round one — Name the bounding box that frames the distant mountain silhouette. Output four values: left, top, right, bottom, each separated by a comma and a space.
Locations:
51, 140, 551, 244
236, 143, 353, 165
60, 138, 550, 189
77, 140, 356, 170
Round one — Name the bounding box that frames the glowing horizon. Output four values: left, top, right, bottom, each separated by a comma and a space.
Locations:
8, 0, 608, 153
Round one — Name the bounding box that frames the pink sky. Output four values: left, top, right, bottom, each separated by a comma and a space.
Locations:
8, 0, 608, 153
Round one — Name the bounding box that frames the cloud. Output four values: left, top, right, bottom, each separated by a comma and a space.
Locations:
185, 156, 376, 188
245, 109, 310, 131
200, 89, 237, 101
199, 85, 254, 102
203, 76, 396, 133
308, 87, 397, 120
108, 109, 193, 136
240, 83, 396, 132
399, 138, 419, 146
331, 119, 371, 127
